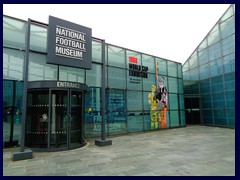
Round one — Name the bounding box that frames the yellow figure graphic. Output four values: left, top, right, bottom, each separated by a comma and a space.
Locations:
148, 84, 159, 129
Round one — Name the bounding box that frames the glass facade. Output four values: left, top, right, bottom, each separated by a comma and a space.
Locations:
4, 5, 234, 149
183, 5, 235, 128
3, 15, 185, 148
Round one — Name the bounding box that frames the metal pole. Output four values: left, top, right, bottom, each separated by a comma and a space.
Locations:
101, 40, 106, 140
20, 18, 31, 152
10, 81, 16, 143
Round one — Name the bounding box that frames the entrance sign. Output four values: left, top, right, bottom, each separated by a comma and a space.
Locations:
57, 81, 81, 89
47, 16, 92, 69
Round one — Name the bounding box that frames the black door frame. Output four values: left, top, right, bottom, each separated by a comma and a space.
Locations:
49, 88, 84, 151
26, 81, 87, 151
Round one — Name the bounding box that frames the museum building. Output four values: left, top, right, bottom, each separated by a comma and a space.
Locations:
3, 15, 185, 151
3, 4, 235, 152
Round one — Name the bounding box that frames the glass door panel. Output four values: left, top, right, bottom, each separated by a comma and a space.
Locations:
50, 90, 68, 149
70, 90, 83, 149
26, 90, 49, 148
26, 88, 84, 150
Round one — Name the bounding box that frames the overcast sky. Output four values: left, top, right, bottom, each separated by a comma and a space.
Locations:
3, 4, 230, 64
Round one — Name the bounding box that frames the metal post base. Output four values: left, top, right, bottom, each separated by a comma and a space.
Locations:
12, 149, 33, 161
95, 139, 112, 147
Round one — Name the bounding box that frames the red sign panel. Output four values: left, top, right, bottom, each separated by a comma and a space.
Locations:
129, 56, 138, 64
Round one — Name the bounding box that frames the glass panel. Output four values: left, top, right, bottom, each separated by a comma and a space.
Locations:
127, 68, 142, 91
227, 109, 235, 128
189, 68, 199, 81
156, 58, 167, 75
169, 111, 179, 127
178, 79, 183, 94
183, 70, 191, 81
127, 91, 142, 111
220, 16, 234, 39
143, 112, 151, 131
168, 77, 178, 93
147, 86, 162, 129
199, 63, 209, 80
211, 76, 224, 93
3, 16, 26, 49
226, 90, 235, 109
108, 45, 125, 67
3, 48, 24, 81
26, 90, 49, 148
180, 110, 186, 126
214, 110, 227, 126
86, 64, 102, 87
126, 50, 141, 65
212, 92, 226, 108
221, 34, 235, 56
106, 89, 126, 112
198, 48, 208, 65
179, 94, 185, 110
198, 38, 207, 51
189, 52, 198, 69
59, 66, 85, 83
191, 82, 200, 94
3, 80, 23, 144
224, 72, 235, 91
84, 87, 101, 138
208, 42, 221, 62
223, 53, 235, 73
200, 79, 210, 94
106, 89, 127, 135
143, 91, 151, 111
142, 54, 154, 73
13, 82, 24, 141
108, 67, 126, 89
70, 91, 83, 148
50, 90, 68, 149
182, 61, 189, 73
209, 58, 223, 77
201, 93, 212, 109
220, 5, 233, 22
92, 40, 102, 63
178, 64, 182, 78
202, 110, 214, 125
143, 73, 155, 91
183, 80, 192, 94
30, 24, 47, 53
167, 61, 177, 77
3, 80, 13, 143
207, 25, 220, 46
168, 93, 178, 110
127, 112, 143, 132
29, 53, 58, 81
107, 112, 127, 136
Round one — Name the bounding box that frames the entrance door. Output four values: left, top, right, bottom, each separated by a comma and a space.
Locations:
184, 97, 201, 125
50, 89, 83, 150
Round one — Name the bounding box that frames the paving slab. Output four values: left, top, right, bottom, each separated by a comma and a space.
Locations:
3, 125, 235, 176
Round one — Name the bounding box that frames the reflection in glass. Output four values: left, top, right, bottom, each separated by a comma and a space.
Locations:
108, 45, 125, 67
26, 90, 49, 148
3, 48, 24, 81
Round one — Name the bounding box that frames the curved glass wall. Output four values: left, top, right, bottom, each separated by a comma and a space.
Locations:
183, 4, 235, 128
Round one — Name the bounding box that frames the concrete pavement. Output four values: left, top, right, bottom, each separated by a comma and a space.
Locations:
3, 125, 235, 176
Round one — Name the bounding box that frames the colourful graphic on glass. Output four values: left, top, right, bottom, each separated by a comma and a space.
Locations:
148, 84, 159, 129
156, 79, 168, 128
